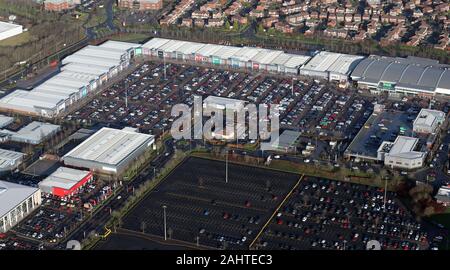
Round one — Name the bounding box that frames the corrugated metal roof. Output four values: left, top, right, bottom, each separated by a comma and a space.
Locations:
62, 54, 120, 67
64, 127, 154, 166
198, 44, 225, 57
270, 53, 291, 66
0, 149, 23, 169
351, 55, 450, 94
301, 51, 341, 72
142, 38, 171, 50
75, 46, 127, 61
215, 46, 241, 59
284, 54, 312, 68
99, 40, 140, 51
61, 64, 108, 77
39, 167, 90, 191
231, 47, 261, 61
177, 42, 206, 55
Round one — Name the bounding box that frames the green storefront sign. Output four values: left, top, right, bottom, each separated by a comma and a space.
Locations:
212, 57, 220, 65
135, 47, 142, 55
379, 82, 395, 90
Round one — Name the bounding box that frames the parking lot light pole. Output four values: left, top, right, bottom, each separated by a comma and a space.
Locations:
164, 57, 167, 80
291, 78, 295, 96
383, 178, 388, 211
226, 147, 228, 184
163, 205, 167, 241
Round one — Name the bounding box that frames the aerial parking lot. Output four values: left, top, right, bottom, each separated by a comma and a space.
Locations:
9, 177, 118, 245
117, 157, 301, 250
64, 61, 375, 143
98, 157, 431, 250
256, 176, 428, 250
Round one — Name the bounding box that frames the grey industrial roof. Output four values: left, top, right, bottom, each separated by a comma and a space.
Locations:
198, 44, 224, 57
142, 38, 311, 69
204, 95, 246, 108
252, 50, 283, 64
142, 37, 171, 50
0, 41, 137, 117
302, 51, 364, 75
387, 136, 425, 159
177, 42, 205, 55
0, 90, 63, 113
99, 40, 140, 51
62, 54, 120, 67
215, 46, 241, 59
63, 127, 154, 166
272, 130, 301, 149
413, 109, 445, 128
0, 148, 23, 169
0, 180, 39, 218
284, 54, 312, 68
351, 55, 450, 93
75, 45, 128, 61
39, 167, 90, 191
0, 115, 13, 128
9, 121, 60, 143
61, 63, 110, 76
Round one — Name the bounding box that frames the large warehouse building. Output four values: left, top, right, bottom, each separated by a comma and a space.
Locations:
0, 21, 23, 41
350, 55, 450, 97
299, 51, 365, 83
0, 41, 140, 118
0, 180, 42, 233
0, 121, 60, 145
39, 167, 93, 198
63, 127, 155, 175
142, 38, 311, 75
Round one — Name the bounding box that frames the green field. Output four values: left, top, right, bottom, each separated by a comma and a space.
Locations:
110, 33, 150, 43
0, 31, 31, 47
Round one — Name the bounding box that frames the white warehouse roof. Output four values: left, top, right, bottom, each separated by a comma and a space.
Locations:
0, 90, 63, 114
39, 167, 91, 191
63, 127, 154, 166
283, 54, 312, 68
141, 37, 171, 50
99, 40, 140, 51
62, 54, 120, 67
301, 51, 364, 75
0, 41, 138, 118
142, 38, 312, 70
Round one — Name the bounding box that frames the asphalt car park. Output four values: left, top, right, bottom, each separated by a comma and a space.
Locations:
65, 61, 377, 144
120, 157, 301, 250
255, 176, 429, 250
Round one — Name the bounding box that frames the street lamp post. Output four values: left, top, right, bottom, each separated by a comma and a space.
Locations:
383, 178, 387, 211
225, 147, 228, 184
163, 205, 167, 240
